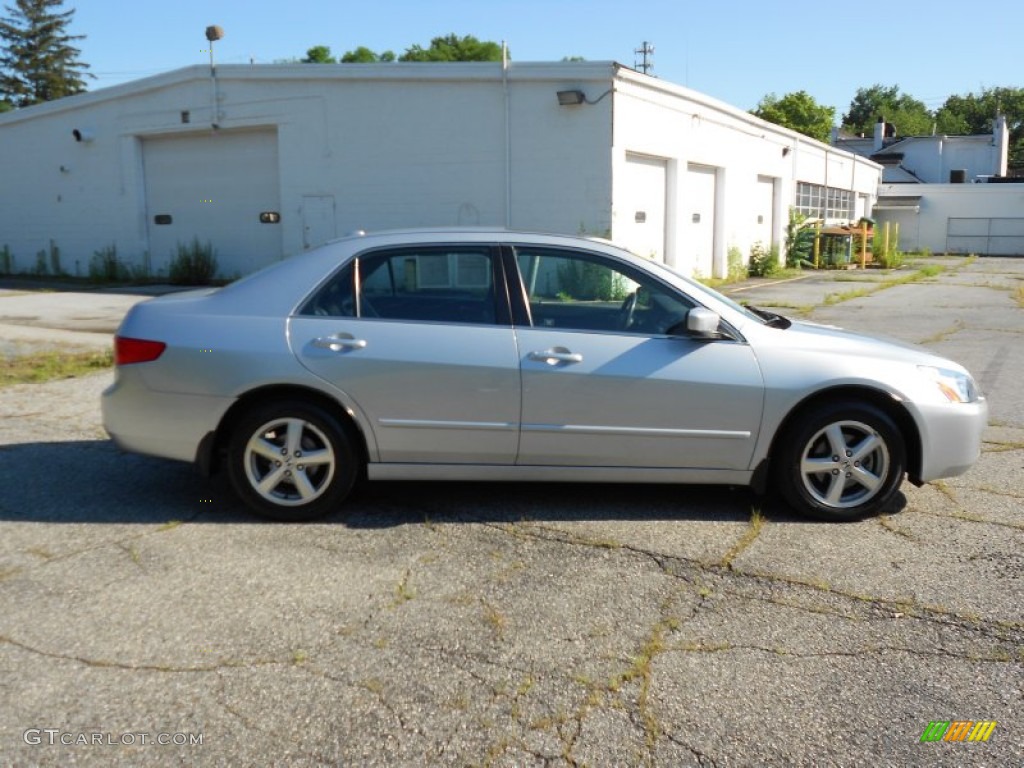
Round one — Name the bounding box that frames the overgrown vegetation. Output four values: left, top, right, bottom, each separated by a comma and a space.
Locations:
1, 349, 113, 387
872, 223, 903, 269
747, 241, 779, 277
785, 209, 814, 267
726, 246, 746, 281
169, 238, 218, 285
88, 244, 128, 282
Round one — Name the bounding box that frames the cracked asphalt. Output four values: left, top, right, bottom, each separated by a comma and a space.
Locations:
1, 257, 1022, 766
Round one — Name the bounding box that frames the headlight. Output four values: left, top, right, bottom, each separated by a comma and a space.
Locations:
919, 366, 979, 403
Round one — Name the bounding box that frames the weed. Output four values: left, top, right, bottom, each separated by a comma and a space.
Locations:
169, 238, 218, 285
1014, 284, 1024, 308
727, 246, 746, 281
0, 349, 113, 388
0, 244, 11, 274
824, 287, 874, 305
157, 520, 183, 531
747, 241, 779, 277
720, 508, 766, 568
292, 648, 309, 664
393, 569, 415, 604
481, 600, 507, 639
89, 244, 127, 282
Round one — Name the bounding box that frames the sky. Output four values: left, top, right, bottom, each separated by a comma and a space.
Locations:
66, 0, 1023, 118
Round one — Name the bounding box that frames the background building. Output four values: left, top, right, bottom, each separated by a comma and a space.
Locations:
835, 116, 1024, 255
0, 61, 880, 278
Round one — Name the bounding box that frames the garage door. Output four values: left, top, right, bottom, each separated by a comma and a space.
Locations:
686, 164, 717, 277
143, 129, 281, 276
620, 154, 668, 262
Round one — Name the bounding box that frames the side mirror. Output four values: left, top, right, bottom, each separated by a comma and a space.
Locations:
687, 308, 720, 335
666, 308, 725, 340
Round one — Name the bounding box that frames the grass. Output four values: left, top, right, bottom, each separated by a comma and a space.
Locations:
719, 508, 766, 568
0, 349, 113, 387
1014, 284, 1024, 308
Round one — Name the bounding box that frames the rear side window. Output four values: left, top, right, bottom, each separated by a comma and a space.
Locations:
299, 247, 500, 325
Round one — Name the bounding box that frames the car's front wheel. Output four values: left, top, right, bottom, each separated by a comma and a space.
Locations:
776, 401, 906, 521
227, 400, 358, 521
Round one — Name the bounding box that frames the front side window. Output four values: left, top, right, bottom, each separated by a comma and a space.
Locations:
514, 248, 693, 335
300, 247, 498, 325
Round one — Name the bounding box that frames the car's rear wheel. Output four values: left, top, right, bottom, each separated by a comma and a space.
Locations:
227, 400, 358, 521
776, 401, 906, 521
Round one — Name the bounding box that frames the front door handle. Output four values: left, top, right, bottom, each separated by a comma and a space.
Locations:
528, 347, 583, 365
312, 334, 367, 352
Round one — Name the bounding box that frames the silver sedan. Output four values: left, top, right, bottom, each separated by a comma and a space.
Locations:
101, 230, 987, 522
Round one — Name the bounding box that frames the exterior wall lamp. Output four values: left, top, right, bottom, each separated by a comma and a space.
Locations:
556, 89, 613, 107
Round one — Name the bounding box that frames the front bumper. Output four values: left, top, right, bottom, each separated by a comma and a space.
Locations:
915, 397, 988, 482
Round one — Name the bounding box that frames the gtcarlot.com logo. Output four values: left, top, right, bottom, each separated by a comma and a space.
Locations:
920, 720, 997, 743
23, 729, 203, 747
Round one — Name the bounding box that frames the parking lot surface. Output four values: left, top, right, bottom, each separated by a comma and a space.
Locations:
1, 257, 1021, 766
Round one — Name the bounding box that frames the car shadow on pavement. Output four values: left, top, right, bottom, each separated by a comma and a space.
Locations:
0, 440, 888, 526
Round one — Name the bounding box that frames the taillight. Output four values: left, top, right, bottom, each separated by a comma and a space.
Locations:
115, 336, 167, 365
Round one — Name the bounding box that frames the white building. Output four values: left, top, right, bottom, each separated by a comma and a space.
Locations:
833, 117, 1024, 255
0, 62, 880, 278
834, 116, 1009, 184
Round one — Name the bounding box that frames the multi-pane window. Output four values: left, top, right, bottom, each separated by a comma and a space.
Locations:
795, 182, 854, 220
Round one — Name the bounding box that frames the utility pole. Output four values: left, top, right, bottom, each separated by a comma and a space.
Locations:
634, 41, 654, 75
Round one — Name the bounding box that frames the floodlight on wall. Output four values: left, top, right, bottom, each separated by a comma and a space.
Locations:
556, 88, 613, 107
72, 128, 94, 143
557, 90, 586, 106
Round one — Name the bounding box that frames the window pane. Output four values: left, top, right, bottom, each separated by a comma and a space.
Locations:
362, 248, 496, 324
515, 248, 693, 334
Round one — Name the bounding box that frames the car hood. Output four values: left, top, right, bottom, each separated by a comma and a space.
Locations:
769, 319, 967, 371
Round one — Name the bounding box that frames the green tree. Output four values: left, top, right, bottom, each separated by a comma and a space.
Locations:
842, 84, 933, 137
0, 97, 11, 111
399, 34, 504, 62
302, 45, 336, 64
340, 46, 395, 63
935, 87, 1024, 167
752, 91, 835, 143
0, 0, 91, 107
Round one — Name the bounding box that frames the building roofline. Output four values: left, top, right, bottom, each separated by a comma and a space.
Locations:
0, 61, 619, 125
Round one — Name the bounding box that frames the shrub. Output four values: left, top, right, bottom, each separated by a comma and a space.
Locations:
169, 238, 218, 285
747, 241, 779, 277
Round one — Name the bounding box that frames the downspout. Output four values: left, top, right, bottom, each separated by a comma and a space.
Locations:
502, 42, 511, 227
209, 50, 220, 130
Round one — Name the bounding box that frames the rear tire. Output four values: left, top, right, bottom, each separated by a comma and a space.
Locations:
227, 400, 358, 521
775, 401, 905, 521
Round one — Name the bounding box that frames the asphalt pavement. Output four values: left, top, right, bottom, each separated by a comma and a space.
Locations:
0, 258, 1021, 766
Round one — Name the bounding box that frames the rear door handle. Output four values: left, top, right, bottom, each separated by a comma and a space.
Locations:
528, 347, 583, 364
312, 334, 367, 351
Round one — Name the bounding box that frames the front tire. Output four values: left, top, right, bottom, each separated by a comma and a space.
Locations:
227, 400, 358, 521
776, 401, 906, 521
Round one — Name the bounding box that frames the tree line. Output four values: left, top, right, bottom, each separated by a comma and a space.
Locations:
752, 85, 1024, 168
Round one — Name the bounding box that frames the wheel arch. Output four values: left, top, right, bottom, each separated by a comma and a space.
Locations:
198, 384, 371, 477
768, 385, 923, 485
